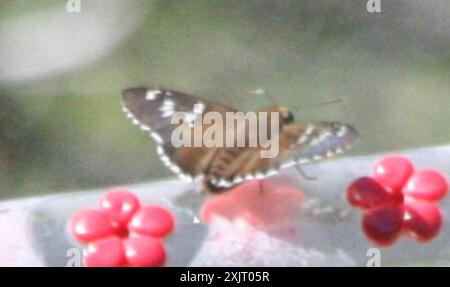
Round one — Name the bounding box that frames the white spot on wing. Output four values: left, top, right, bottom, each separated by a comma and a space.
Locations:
140, 125, 150, 131
310, 131, 330, 146
184, 113, 195, 127
193, 102, 205, 114
281, 160, 296, 169
232, 176, 244, 184
265, 169, 278, 176
337, 125, 348, 138
159, 99, 176, 118
156, 145, 165, 156
122, 105, 153, 132
297, 135, 309, 145
159, 99, 175, 111
179, 173, 193, 182
245, 174, 255, 180
218, 179, 229, 187
254, 172, 265, 179
151, 132, 164, 144
305, 124, 314, 135
160, 155, 171, 164
146, 89, 161, 101
162, 110, 174, 118
170, 165, 181, 174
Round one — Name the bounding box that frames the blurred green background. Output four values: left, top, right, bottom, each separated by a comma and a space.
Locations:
0, 0, 449, 199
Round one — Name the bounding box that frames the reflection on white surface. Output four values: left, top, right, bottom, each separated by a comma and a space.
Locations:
0, 0, 149, 83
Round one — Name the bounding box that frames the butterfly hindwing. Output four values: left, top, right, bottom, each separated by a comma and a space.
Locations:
203, 121, 358, 190
278, 122, 358, 167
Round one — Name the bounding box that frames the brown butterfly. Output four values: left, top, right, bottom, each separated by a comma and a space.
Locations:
122, 87, 358, 193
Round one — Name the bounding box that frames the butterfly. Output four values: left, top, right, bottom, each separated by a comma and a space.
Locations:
122, 86, 358, 193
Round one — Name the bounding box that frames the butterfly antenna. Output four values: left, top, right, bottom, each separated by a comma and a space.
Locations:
295, 165, 317, 180
316, 98, 344, 107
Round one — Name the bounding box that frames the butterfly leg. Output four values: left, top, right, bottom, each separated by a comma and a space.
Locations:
294, 164, 317, 180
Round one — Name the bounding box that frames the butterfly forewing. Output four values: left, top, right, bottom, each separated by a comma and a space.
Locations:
122, 87, 236, 181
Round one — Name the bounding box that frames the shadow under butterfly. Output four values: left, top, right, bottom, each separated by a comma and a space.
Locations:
121, 87, 359, 194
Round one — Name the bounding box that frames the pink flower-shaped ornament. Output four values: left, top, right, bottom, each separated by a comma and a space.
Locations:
347, 155, 448, 246
69, 189, 175, 267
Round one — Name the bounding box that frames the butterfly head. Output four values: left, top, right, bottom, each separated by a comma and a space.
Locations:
278, 106, 295, 125
261, 106, 295, 126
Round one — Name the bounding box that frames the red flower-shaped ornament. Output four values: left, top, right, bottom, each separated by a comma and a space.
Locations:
69, 189, 175, 267
347, 155, 448, 246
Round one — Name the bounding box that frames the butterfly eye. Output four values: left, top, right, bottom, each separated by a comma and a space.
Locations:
285, 111, 294, 123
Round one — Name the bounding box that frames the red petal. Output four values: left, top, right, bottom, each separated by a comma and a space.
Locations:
99, 188, 141, 228
123, 236, 166, 267
347, 177, 402, 209
128, 206, 175, 238
83, 236, 126, 267
373, 155, 413, 192
69, 209, 116, 243
362, 204, 403, 247
403, 197, 442, 242
403, 169, 448, 201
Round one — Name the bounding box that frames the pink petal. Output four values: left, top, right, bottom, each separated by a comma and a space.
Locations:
128, 205, 175, 238
403, 169, 448, 201
403, 197, 442, 242
373, 155, 414, 192
123, 236, 166, 267
83, 236, 126, 267
347, 176, 402, 209
362, 204, 404, 247
99, 188, 141, 228
69, 209, 116, 243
